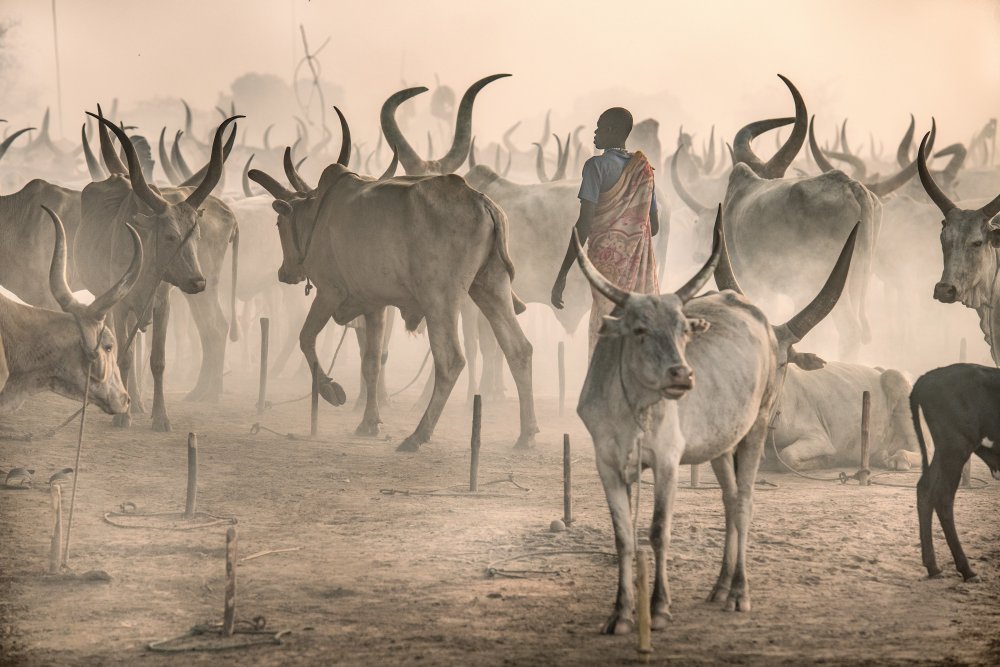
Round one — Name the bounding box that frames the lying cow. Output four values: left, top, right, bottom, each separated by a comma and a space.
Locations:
767, 363, 919, 470
910, 363, 1000, 582
0, 206, 141, 421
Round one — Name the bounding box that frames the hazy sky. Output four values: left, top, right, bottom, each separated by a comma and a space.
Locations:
3, 0, 1000, 150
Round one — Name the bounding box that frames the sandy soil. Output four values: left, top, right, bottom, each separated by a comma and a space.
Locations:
2, 362, 999, 666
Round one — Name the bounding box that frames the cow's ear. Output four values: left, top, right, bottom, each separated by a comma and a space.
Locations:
988, 226, 1000, 248
598, 315, 626, 337
272, 200, 293, 216
789, 348, 826, 371
688, 318, 711, 334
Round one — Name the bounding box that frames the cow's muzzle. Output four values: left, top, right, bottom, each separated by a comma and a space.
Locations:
933, 282, 957, 303
179, 276, 207, 294
660, 366, 694, 399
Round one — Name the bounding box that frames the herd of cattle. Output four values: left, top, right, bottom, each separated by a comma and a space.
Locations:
1, 72, 998, 633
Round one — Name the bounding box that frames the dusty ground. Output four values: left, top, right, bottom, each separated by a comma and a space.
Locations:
2, 361, 999, 667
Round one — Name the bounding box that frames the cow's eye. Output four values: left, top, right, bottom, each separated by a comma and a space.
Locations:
633, 327, 647, 337
972, 240, 984, 248
103, 344, 113, 353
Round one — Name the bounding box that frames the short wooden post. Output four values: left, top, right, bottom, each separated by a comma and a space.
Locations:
257, 317, 270, 414
959, 337, 967, 363
859, 391, 871, 486
49, 485, 63, 575
562, 434, 573, 525
469, 395, 482, 492
223, 526, 237, 637
310, 361, 319, 437
184, 433, 198, 518
636, 552, 652, 659
690, 464, 700, 488
558, 341, 566, 416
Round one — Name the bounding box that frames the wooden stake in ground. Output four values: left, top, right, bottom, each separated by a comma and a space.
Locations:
558, 341, 565, 416
858, 390, 871, 486
310, 361, 319, 437
223, 526, 238, 636
63, 360, 92, 567
690, 463, 700, 488
49, 484, 63, 575
636, 551, 652, 660
470, 394, 482, 492
185, 433, 198, 518
562, 433, 573, 526
257, 317, 270, 415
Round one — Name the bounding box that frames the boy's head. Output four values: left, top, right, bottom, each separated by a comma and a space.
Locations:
594, 107, 633, 150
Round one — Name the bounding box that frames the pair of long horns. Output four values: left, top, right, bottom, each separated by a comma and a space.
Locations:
669, 143, 712, 215
533, 132, 571, 182
467, 138, 512, 176
381, 74, 510, 175
919, 131, 1000, 218
732, 74, 808, 179
281, 106, 352, 193
0, 126, 35, 162
44, 205, 142, 321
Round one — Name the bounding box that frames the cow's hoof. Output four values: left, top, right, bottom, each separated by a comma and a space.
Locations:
355, 420, 381, 437
706, 585, 729, 603
112, 414, 131, 429
396, 435, 424, 452
726, 590, 751, 612
600, 613, 634, 635
963, 572, 981, 583
651, 611, 671, 630
152, 416, 172, 433
319, 381, 347, 406
513, 433, 536, 450
927, 569, 944, 579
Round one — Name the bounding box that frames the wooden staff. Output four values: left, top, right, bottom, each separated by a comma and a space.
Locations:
859, 391, 871, 486
310, 361, 319, 437
185, 433, 198, 518
223, 526, 237, 636
470, 395, 482, 492
49, 484, 63, 575
636, 552, 652, 659
690, 464, 700, 488
562, 434, 573, 525
558, 341, 566, 416
257, 317, 270, 414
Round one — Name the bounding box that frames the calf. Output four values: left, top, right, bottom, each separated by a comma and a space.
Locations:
910, 363, 1000, 581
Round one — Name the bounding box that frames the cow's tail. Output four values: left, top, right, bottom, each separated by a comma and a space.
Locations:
909, 392, 930, 474
228, 223, 241, 342
483, 196, 526, 315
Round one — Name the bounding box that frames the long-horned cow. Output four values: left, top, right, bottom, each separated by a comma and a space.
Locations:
0, 207, 141, 419
576, 207, 857, 633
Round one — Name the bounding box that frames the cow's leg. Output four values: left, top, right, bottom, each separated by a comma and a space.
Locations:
933, 454, 977, 581
299, 294, 345, 406
128, 332, 146, 414
469, 279, 537, 449
397, 300, 465, 452
917, 464, 942, 578
183, 285, 228, 402
595, 455, 636, 635
727, 415, 767, 612
478, 314, 506, 401
708, 452, 739, 602
649, 451, 680, 630
355, 309, 386, 437
150, 292, 172, 432
460, 299, 479, 403
112, 308, 133, 429
354, 310, 392, 411
353, 321, 368, 411
776, 436, 837, 471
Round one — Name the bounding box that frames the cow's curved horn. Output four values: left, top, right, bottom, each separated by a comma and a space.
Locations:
88, 222, 143, 320
532, 142, 550, 183
185, 115, 243, 208
284, 146, 312, 193
702, 125, 716, 174
733, 117, 795, 176
726, 142, 735, 167
94, 104, 128, 176
712, 205, 744, 295
782, 223, 859, 340
171, 131, 193, 180
978, 169, 1000, 219
552, 132, 571, 181
157, 128, 181, 185
294, 116, 309, 152
0, 126, 33, 161
670, 145, 711, 214
501, 149, 512, 177
81, 124, 105, 181
934, 143, 967, 187
897, 114, 915, 168
502, 121, 521, 154
43, 205, 85, 315
263, 123, 274, 151
89, 111, 168, 213
179, 120, 238, 188
733, 75, 807, 178
538, 109, 551, 147
866, 119, 935, 197
242, 154, 256, 198
333, 106, 351, 167
675, 208, 723, 303
434, 72, 510, 173
573, 230, 630, 307
380, 85, 430, 173
917, 129, 956, 215
379, 147, 399, 180
248, 169, 295, 201
808, 116, 837, 173
469, 137, 478, 168
840, 119, 853, 157
825, 149, 866, 179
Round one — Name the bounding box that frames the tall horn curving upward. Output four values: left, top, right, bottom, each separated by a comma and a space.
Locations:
934, 143, 967, 188
917, 129, 956, 215
284, 146, 313, 192
157, 128, 181, 185
808, 116, 837, 173
732, 74, 807, 179
702, 125, 716, 174
572, 229, 630, 307
897, 114, 915, 168
81, 124, 106, 181
381, 73, 511, 175
866, 119, 935, 197
669, 145, 711, 215
89, 111, 168, 213
185, 115, 244, 208
180, 120, 238, 188
171, 131, 193, 180
537, 110, 552, 148
675, 209, 723, 303
825, 150, 866, 179
242, 154, 256, 198
247, 168, 295, 201
532, 141, 550, 183
840, 119, 853, 157
333, 106, 351, 167
468, 137, 478, 168
502, 121, 521, 154
0, 126, 33, 161
379, 147, 399, 180
552, 132, 571, 181
87, 221, 143, 319
94, 104, 128, 176
712, 205, 744, 295
263, 124, 274, 152
782, 223, 859, 340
